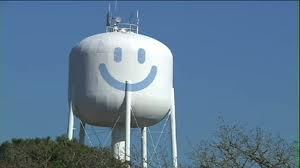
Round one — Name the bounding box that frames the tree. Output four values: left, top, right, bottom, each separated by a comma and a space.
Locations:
0, 136, 128, 168
190, 119, 297, 168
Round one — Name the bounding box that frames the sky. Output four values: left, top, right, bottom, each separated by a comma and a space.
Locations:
0, 1, 298, 164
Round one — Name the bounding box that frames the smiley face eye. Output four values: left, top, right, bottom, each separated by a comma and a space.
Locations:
114, 47, 122, 63
138, 48, 145, 64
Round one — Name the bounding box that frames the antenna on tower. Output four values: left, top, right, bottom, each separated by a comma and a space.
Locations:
114, 0, 118, 15
106, 3, 112, 27
136, 10, 139, 34
105, 2, 140, 34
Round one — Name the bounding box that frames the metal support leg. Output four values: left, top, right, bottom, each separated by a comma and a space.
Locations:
141, 127, 148, 168
170, 88, 178, 168
125, 81, 132, 162
112, 126, 126, 161
111, 81, 132, 163
67, 101, 74, 140
79, 122, 86, 144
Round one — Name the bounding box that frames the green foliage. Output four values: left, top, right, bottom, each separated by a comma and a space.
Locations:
0, 135, 128, 168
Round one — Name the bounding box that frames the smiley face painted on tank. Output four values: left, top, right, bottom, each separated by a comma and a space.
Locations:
99, 47, 157, 91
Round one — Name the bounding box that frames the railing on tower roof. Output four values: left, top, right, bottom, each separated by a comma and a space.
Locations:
106, 10, 139, 34
106, 23, 139, 33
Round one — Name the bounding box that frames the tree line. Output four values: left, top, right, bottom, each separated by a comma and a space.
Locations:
0, 120, 297, 168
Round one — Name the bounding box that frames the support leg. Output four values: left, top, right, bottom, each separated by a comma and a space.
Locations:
79, 122, 86, 144
112, 126, 126, 161
141, 127, 148, 168
170, 88, 178, 168
111, 81, 132, 163
125, 81, 132, 162
67, 101, 74, 140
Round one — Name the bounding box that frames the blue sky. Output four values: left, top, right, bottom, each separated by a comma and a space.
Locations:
0, 1, 298, 163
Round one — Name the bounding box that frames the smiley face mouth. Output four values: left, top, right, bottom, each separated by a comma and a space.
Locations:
99, 63, 157, 91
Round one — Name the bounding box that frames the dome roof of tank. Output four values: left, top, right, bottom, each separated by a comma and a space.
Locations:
71, 32, 171, 56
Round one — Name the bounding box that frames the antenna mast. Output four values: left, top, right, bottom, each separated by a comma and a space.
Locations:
106, 3, 112, 27
105, 2, 140, 34
136, 10, 139, 34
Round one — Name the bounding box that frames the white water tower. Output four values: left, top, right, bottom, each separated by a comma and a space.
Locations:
67, 10, 178, 168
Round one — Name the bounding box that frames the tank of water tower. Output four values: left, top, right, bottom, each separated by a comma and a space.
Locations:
68, 12, 174, 128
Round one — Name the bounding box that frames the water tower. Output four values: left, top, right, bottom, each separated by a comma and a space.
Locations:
67, 9, 178, 168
